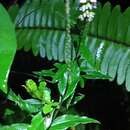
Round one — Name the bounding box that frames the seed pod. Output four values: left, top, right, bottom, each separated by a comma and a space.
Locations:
26, 79, 37, 92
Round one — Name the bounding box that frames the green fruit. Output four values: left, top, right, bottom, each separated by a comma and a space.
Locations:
38, 81, 47, 92
26, 79, 37, 92
39, 81, 46, 88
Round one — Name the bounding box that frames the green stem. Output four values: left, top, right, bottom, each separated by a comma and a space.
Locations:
47, 96, 63, 130
65, 0, 72, 63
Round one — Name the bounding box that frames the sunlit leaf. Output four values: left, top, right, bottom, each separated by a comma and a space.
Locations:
0, 123, 29, 130
53, 63, 68, 96
8, 90, 42, 113
49, 114, 99, 130
64, 62, 80, 100
28, 112, 46, 130
0, 4, 16, 93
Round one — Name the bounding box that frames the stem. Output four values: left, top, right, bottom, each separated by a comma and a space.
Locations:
47, 96, 63, 130
11, 71, 53, 83
53, 96, 63, 119
65, 0, 72, 63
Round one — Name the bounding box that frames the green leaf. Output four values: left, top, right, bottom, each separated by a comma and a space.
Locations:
0, 4, 16, 93
33, 69, 55, 78
8, 4, 19, 22
42, 104, 53, 114
117, 49, 130, 85
79, 76, 85, 88
53, 63, 68, 96
8, 90, 42, 113
58, 72, 68, 96
28, 112, 46, 130
53, 64, 67, 82
49, 114, 99, 130
88, 4, 101, 35
82, 70, 111, 79
4, 108, 15, 116
101, 44, 115, 75
0, 123, 29, 130
66, 92, 74, 109
64, 62, 80, 100
107, 47, 124, 81
85, 2, 130, 91
98, 2, 111, 36
106, 5, 120, 39
73, 94, 85, 105
15, 0, 78, 61
117, 7, 130, 42
126, 64, 130, 91
42, 88, 51, 104
80, 37, 95, 68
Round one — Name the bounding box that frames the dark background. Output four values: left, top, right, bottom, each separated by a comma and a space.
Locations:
0, 0, 130, 130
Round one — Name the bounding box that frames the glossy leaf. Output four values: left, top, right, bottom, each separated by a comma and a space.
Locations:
58, 71, 68, 96
53, 63, 68, 96
0, 123, 29, 130
42, 104, 53, 114
73, 94, 85, 105
49, 114, 99, 130
117, 49, 130, 85
79, 76, 85, 88
0, 4, 16, 93
82, 70, 111, 79
64, 62, 80, 100
8, 90, 42, 113
80, 37, 95, 68
28, 112, 46, 130
85, 2, 130, 91
33, 69, 55, 78
66, 93, 74, 109
15, 0, 78, 61
42, 88, 51, 104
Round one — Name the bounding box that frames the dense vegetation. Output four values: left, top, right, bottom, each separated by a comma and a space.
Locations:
0, 0, 130, 130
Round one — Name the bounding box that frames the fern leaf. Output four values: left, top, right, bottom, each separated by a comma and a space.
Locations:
15, 0, 78, 61
86, 2, 130, 91
98, 2, 111, 37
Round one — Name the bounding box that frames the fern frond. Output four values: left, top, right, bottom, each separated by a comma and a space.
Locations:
13, 1, 130, 91
15, 0, 78, 62
86, 2, 130, 91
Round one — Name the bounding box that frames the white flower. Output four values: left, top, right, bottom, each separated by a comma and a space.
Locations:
96, 42, 104, 59
80, 0, 97, 3
79, 0, 97, 22
90, 0, 97, 3
80, 0, 88, 3
79, 15, 84, 21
